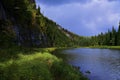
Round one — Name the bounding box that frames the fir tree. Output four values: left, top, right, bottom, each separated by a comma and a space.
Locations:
117, 21, 120, 45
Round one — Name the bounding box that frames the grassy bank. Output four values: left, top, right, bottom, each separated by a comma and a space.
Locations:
88, 46, 120, 49
0, 47, 87, 80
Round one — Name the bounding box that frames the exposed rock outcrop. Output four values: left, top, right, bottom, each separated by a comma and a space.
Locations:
0, 1, 7, 20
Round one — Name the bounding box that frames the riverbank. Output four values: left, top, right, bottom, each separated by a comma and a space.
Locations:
0, 47, 88, 80
86, 46, 120, 50
58, 48, 120, 80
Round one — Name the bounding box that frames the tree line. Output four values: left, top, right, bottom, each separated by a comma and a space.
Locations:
0, 0, 81, 48
87, 22, 120, 46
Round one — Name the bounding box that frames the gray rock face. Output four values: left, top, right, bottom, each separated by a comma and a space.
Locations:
0, 1, 7, 20
30, 0, 35, 3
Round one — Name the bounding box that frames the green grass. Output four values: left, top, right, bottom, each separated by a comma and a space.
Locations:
0, 47, 87, 80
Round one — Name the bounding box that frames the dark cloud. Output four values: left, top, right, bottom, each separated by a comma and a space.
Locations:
36, 0, 120, 6
108, 0, 120, 2
36, 0, 120, 36
36, 0, 90, 6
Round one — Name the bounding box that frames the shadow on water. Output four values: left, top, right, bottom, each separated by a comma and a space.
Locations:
54, 48, 120, 80
52, 48, 77, 62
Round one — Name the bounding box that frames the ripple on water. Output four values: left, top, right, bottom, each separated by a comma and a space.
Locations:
63, 48, 120, 80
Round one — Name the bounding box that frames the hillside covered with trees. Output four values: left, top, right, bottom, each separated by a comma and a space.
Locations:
0, 0, 83, 49
0, 0, 120, 79
0, 0, 88, 80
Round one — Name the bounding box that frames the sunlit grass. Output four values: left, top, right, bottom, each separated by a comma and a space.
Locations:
0, 51, 58, 80
0, 47, 87, 80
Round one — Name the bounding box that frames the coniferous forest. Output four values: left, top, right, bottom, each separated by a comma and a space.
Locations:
0, 0, 87, 80
0, 0, 83, 48
81, 22, 120, 46
1, 0, 120, 48
0, 0, 120, 80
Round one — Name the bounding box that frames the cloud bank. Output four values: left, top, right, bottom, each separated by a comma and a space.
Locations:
36, 0, 120, 36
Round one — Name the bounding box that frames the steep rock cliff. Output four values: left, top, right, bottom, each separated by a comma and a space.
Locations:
0, 0, 81, 48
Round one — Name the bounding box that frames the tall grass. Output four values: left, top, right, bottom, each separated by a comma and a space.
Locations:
0, 47, 87, 80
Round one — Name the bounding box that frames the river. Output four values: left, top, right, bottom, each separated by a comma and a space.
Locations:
58, 48, 120, 80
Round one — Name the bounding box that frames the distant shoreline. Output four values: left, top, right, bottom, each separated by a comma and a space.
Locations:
85, 46, 120, 50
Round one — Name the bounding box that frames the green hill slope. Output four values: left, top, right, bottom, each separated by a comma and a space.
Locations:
0, 1, 88, 80
0, 0, 81, 48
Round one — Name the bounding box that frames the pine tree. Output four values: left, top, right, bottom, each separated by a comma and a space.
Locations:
37, 6, 41, 14
111, 26, 117, 46
117, 21, 120, 45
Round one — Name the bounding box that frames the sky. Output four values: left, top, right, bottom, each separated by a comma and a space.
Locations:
36, 0, 120, 36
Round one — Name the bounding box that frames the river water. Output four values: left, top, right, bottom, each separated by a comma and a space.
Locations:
60, 48, 120, 80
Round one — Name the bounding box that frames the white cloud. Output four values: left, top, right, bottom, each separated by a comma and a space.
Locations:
36, 0, 120, 36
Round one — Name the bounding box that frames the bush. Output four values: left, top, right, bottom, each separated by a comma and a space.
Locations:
51, 61, 87, 80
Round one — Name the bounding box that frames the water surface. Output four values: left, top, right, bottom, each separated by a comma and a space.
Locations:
61, 48, 120, 80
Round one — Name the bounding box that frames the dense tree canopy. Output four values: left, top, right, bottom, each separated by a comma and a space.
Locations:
0, 0, 82, 48
1, 0, 120, 48
81, 22, 120, 46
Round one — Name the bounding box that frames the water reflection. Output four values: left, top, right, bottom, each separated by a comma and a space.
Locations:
60, 48, 120, 80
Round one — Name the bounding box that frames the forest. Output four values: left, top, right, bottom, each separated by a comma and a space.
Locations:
1, 0, 119, 48
0, 0, 83, 49
80, 22, 120, 47
0, 0, 87, 80
0, 0, 119, 80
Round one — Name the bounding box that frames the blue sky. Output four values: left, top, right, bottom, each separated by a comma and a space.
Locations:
36, 0, 120, 36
